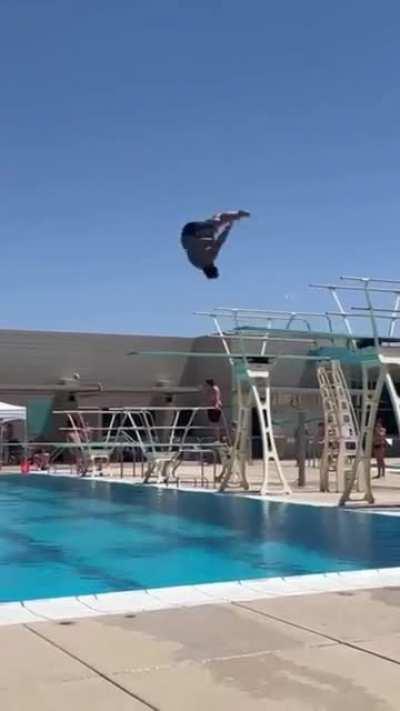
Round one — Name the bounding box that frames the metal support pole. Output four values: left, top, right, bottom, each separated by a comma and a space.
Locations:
296, 410, 306, 487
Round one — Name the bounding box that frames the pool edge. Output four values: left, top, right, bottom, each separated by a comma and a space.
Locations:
1, 567, 400, 627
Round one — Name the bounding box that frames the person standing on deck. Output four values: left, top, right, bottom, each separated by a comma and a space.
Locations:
372, 418, 387, 479
204, 378, 223, 440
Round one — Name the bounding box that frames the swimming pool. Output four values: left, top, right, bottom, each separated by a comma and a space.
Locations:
0, 474, 400, 603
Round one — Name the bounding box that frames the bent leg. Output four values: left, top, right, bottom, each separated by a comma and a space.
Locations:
208, 224, 233, 260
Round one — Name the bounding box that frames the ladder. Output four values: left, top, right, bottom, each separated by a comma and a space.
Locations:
317, 361, 359, 492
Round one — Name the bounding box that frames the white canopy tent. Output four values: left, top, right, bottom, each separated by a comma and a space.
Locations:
0, 402, 27, 468
0, 401, 27, 422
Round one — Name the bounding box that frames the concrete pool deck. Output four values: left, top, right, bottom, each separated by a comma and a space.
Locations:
2, 586, 400, 710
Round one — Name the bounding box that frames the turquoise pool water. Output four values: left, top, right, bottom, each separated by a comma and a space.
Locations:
0, 474, 399, 603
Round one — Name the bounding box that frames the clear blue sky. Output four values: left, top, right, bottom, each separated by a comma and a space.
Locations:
1, 0, 400, 335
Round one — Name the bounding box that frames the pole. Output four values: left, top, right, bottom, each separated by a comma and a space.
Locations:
296, 410, 306, 487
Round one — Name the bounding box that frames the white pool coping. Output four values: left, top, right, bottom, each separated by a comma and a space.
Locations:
352, 508, 400, 517
1, 567, 400, 627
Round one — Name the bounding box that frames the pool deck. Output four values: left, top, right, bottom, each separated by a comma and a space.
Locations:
2, 463, 400, 708
2, 586, 400, 710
